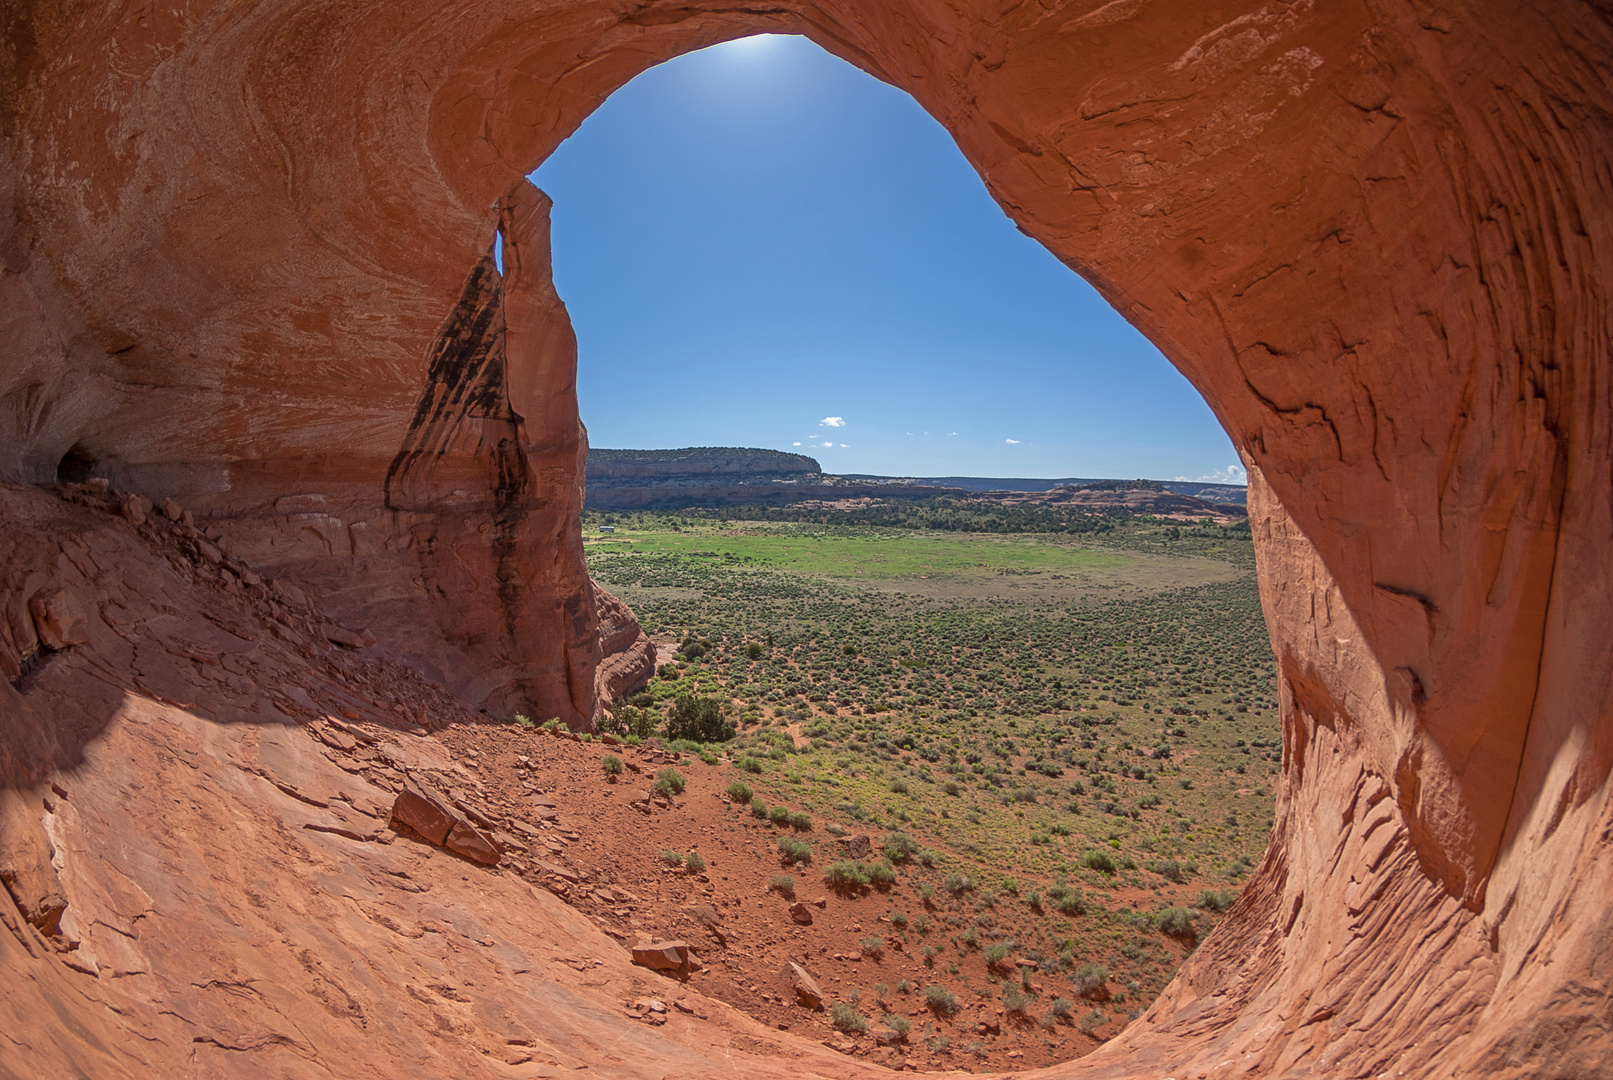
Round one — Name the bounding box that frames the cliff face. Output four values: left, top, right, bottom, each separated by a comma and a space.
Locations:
3, 1, 1611, 1077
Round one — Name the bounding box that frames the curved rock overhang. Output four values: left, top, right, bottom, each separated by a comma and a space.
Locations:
1, 0, 1610, 1075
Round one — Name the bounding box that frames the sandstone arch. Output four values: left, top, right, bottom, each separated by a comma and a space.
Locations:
2, 1, 1610, 1076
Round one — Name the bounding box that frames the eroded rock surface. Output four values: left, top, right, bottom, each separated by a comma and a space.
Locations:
2, 1, 1611, 1078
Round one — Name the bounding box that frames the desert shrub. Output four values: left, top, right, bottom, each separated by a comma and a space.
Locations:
918, 882, 936, 903
860, 934, 884, 957
917, 848, 938, 867
868, 860, 897, 887
1026, 890, 1043, 912
1155, 905, 1197, 937
1048, 997, 1075, 1022
746, 641, 764, 659
830, 1002, 869, 1033
654, 768, 686, 797
1003, 985, 1034, 1015
824, 860, 870, 889
739, 756, 764, 774
1072, 962, 1109, 996
767, 805, 791, 826
983, 942, 1011, 968
882, 831, 921, 863
684, 850, 707, 874
750, 797, 768, 819
883, 1014, 912, 1037
942, 871, 973, 896
777, 836, 812, 865
657, 849, 684, 867
726, 780, 753, 803
1150, 857, 1186, 883
926, 1035, 950, 1053
665, 693, 735, 743
1049, 885, 1088, 917
1080, 1009, 1108, 1032
1199, 888, 1237, 913
769, 874, 796, 896
890, 910, 908, 928
541, 718, 565, 731
924, 985, 960, 1015
786, 810, 813, 832
1081, 849, 1118, 874
601, 754, 623, 776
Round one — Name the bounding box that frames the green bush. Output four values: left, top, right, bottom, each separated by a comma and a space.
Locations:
823, 860, 870, 888
1002, 985, 1034, 1015
859, 934, 884, 957
1155, 905, 1197, 937
1072, 962, 1109, 996
777, 836, 812, 865
657, 849, 684, 867
726, 780, 753, 803
983, 942, 1011, 968
1199, 888, 1237, 912
541, 718, 565, 731
943, 871, 973, 895
750, 797, 768, 818
1081, 849, 1118, 874
767, 805, 790, 826
684, 850, 707, 874
1150, 857, 1186, 883
769, 874, 796, 896
868, 860, 897, 886
881, 831, 921, 863
746, 641, 764, 660
786, 810, 813, 832
829, 1002, 869, 1033
883, 1014, 911, 1037
654, 768, 686, 797
739, 756, 764, 774
924, 984, 960, 1015
1048, 997, 1075, 1022
665, 693, 735, 743
601, 754, 623, 776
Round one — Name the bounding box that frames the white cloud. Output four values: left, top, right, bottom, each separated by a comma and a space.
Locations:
822, 441, 834, 448
792, 441, 802, 446
1192, 463, 1248, 484
839, 443, 849, 448
1005, 438, 1020, 445
947, 431, 958, 437
819, 416, 846, 428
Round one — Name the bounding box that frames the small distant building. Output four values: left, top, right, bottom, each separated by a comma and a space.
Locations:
598, 525, 615, 533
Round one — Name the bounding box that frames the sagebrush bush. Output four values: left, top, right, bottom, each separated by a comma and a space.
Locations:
924, 984, 960, 1015
726, 780, 752, 803
823, 860, 869, 888
657, 849, 683, 867
768, 874, 796, 896
601, 754, 623, 776
829, 1002, 869, 1033
684, 850, 707, 874
777, 836, 812, 865
654, 768, 686, 797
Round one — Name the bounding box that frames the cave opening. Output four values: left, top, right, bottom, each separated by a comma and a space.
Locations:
55, 444, 98, 485
506, 33, 1278, 1068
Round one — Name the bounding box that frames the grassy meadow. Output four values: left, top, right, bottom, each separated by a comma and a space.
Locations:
581, 508, 1281, 1033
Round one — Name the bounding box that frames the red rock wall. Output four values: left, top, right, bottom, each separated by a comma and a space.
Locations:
2, 0, 1610, 1074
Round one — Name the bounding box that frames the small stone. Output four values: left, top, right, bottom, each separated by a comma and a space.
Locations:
836, 834, 872, 859
788, 902, 814, 925
120, 494, 150, 525
160, 497, 183, 521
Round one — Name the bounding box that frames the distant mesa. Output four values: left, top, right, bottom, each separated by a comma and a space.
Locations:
584, 447, 1245, 513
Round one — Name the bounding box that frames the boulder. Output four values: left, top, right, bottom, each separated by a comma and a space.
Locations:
631, 940, 691, 973
787, 902, 813, 925
785, 961, 824, 1010
27, 589, 89, 650
390, 782, 456, 845
444, 820, 500, 865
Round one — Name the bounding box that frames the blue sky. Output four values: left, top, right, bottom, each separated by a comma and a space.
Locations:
529, 34, 1243, 484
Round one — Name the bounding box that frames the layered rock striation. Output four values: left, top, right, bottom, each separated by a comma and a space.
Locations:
2, 1, 1611, 1077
